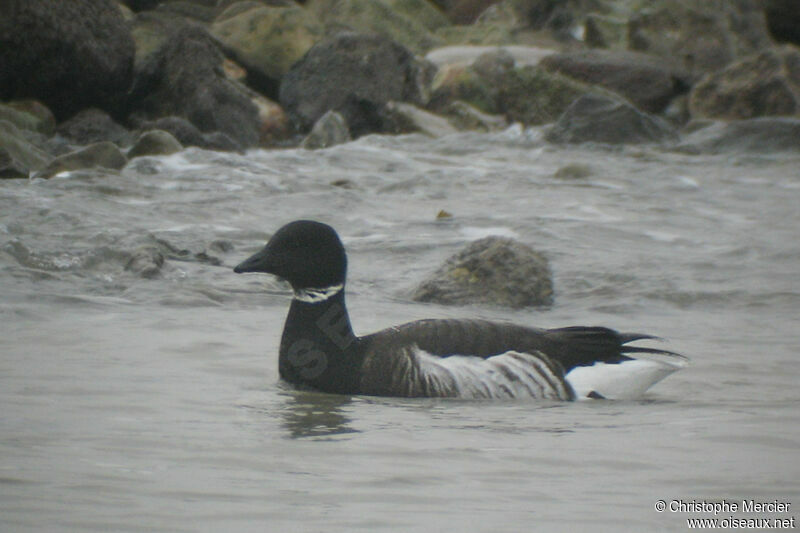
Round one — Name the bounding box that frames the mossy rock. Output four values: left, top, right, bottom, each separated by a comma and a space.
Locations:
211, 4, 323, 82
498, 65, 594, 125
412, 236, 554, 308
383, 0, 451, 31
434, 22, 515, 47
128, 129, 183, 158
431, 55, 593, 125
309, 0, 444, 54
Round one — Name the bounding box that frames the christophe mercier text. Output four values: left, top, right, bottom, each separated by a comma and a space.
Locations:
670, 499, 791, 514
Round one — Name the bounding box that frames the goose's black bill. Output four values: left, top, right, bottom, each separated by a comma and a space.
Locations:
234, 247, 273, 274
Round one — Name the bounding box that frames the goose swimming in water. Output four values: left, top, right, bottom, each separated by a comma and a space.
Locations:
234, 220, 687, 400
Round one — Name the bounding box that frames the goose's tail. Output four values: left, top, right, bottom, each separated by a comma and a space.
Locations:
564, 334, 688, 400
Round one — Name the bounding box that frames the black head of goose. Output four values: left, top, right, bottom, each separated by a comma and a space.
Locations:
234, 220, 687, 399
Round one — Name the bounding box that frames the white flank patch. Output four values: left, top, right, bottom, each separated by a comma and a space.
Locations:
566, 357, 688, 400
414, 348, 572, 400
293, 284, 344, 304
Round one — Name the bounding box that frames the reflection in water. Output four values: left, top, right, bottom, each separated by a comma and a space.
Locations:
279, 388, 358, 439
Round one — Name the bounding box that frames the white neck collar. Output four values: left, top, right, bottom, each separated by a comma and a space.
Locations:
293, 283, 344, 304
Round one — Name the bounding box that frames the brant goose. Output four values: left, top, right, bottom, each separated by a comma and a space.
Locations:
234, 220, 687, 399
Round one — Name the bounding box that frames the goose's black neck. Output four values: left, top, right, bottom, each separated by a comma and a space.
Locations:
278, 288, 362, 394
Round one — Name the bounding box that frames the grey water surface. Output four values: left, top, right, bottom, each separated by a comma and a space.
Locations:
2, 128, 799, 532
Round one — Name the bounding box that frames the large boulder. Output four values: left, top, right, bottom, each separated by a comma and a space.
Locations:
545, 93, 678, 145
539, 49, 690, 114
0, 0, 135, 120
128, 25, 261, 148
412, 236, 554, 309
689, 46, 800, 120
627, 0, 772, 78
279, 32, 434, 136
211, 3, 323, 98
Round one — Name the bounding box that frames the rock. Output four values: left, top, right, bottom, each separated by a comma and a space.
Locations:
249, 92, 292, 146
663, 93, 691, 126
0, 101, 56, 136
129, 25, 261, 148
130, 12, 182, 71
0, 120, 52, 179
545, 93, 678, 145
382, 102, 460, 136
121, 0, 161, 11
125, 246, 165, 279
279, 32, 434, 135
689, 46, 800, 120
471, 0, 596, 40
470, 47, 516, 79
302, 111, 352, 150
675, 118, 800, 153
308, 0, 445, 54
764, 0, 800, 46
382, 0, 452, 31
412, 236, 554, 308
584, 13, 628, 49
554, 163, 592, 179
132, 116, 207, 148
0, 0, 135, 120
131, 116, 239, 151
128, 130, 184, 158
539, 49, 690, 114
199, 132, 242, 152
0, 105, 43, 135
56, 108, 133, 147
512, 0, 582, 32
211, 3, 323, 97
627, 0, 772, 78
425, 45, 553, 68
429, 63, 498, 115
155, 1, 219, 23
36, 142, 127, 179
498, 65, 596, 125
430, 52, 595, 126
440, 100, 508, 131
434, 0, 500, 24
434, 16, 515, 47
